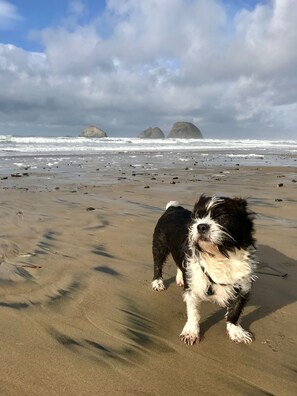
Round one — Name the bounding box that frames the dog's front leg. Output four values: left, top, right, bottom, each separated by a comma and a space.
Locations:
180, 290, 200, 345
225, 291, 253, 344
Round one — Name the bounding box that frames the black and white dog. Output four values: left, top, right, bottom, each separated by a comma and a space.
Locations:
152, 195, 257, 345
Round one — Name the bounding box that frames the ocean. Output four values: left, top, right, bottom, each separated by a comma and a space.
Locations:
0, 136, 296, 177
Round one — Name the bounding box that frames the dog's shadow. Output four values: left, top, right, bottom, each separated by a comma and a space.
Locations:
244, 244, 296, 328
197, 244, 297, 336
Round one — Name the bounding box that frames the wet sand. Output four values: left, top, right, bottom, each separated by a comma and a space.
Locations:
0, 161, 297, 395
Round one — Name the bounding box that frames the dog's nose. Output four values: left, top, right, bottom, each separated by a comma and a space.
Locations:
197, 223, 210, 234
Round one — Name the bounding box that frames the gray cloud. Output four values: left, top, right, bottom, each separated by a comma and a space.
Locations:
0, 0, 297, 138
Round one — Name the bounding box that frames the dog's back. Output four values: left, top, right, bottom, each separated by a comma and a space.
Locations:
152, 203, 191, 288
154, 202, 191, 253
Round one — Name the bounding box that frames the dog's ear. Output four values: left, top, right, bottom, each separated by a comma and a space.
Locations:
233, 197, 256, 218
192, 194, 211, 218
232, 197, 256, 247
233, 197, 248, 212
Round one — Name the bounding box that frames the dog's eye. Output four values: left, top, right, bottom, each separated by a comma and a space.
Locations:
217, 215, 227, 223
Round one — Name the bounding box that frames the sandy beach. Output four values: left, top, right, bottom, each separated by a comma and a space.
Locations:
0, 159, 296, 395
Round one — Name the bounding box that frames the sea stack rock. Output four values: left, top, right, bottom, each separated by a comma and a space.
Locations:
138, 127, 165, 139
167, 122, 202, 139
80, 126, 107, 138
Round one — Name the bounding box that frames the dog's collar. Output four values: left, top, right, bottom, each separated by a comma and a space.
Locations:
200, 265, 241, 296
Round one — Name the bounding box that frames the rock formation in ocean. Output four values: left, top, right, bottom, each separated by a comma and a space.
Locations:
138, 127, 165, 139
80, 126, 107, 138
167, 122, 202, 139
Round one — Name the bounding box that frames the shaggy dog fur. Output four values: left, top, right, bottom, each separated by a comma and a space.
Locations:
152, 195, 257, 345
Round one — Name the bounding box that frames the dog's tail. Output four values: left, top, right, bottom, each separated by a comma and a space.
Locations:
166, 201, 179, 210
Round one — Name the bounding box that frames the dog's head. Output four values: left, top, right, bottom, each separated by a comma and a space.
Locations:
189, 195, 255, 257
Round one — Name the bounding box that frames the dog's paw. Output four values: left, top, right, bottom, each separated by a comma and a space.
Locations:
176, 269, 184, 287
226, 323, 253, 344
179, 323, 200, 346
176, 278, 184, 287
152, 279, 166, 291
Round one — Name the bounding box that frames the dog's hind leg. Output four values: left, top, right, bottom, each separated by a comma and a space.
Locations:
152, 240, 169, 291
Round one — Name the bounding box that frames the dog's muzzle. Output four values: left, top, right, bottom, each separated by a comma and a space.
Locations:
196, 224, 220, 255
197, 223, 211, 243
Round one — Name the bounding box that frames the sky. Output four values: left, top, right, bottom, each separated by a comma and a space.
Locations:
0, 0, 296, 138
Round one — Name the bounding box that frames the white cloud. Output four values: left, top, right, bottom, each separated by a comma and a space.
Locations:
0, 0, 20, 29
0, 0, 296, 138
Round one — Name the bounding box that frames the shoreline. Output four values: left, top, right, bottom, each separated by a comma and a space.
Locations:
1, 144, 297, 179
0, 160, 296, 395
